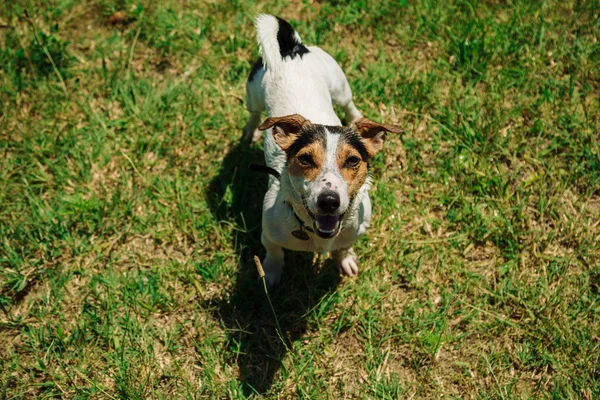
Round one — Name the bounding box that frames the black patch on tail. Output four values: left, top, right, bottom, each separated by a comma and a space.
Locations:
248, 57, 264, 82
276, 17, 309, 59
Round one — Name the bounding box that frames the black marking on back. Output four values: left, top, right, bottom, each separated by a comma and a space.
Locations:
248, 57, 264, 82
276, 17, 309, 59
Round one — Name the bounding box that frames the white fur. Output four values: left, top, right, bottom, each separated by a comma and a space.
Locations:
255, 14, 284, 75
245, 15, 369, 285
244, 16, 362, 141
304, 130, 350, 215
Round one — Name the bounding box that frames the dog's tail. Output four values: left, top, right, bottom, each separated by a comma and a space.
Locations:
255, 14, 308, 74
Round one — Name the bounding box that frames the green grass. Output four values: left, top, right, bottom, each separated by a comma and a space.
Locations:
1, 0, 599, 398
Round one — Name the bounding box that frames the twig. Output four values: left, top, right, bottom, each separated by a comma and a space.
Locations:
126, 25, 142, 78
253, 256, 308, 396
120, 150, 146, 184
253, 256, 289, 350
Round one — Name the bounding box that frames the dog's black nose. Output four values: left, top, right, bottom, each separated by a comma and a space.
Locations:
317, 191, 340, 213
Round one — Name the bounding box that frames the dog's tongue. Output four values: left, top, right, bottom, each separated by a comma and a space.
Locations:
315, 214, 340, 233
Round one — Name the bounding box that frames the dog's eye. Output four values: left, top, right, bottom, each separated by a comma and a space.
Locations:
298, 154, 314, 167
345, 156, 361, 168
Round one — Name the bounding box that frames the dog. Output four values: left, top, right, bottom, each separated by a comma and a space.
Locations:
244, 15, 402, 285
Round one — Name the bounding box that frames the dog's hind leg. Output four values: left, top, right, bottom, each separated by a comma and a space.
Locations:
314, 49, 362, 124
332, 79, 361, 125
327, 68, 361, 124
243, 59, 267, 142
339, 99, 362, 126
243, 111, 263, 142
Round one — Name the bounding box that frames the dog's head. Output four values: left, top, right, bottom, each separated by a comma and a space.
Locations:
259, 114, 402, 239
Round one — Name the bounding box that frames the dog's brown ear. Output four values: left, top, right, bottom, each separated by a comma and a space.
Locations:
350, 117, 403, 157
258, 114, 311, 151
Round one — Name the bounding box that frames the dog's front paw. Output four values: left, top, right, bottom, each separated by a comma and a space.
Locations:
335, 248, 359, 277
262, 256, 284, 286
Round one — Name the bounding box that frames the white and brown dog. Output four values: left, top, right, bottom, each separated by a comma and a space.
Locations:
244, 15, 402, 285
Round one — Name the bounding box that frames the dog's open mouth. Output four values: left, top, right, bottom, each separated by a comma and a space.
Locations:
314, 214, 342, 239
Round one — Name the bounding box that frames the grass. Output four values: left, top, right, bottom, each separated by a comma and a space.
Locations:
1, 0, 599, 398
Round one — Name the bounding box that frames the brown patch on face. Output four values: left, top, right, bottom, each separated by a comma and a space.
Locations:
337, 142, 369, 200
288, 141, 326, 182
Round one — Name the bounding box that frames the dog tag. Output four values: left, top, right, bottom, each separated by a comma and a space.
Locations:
292, 229, 309, 241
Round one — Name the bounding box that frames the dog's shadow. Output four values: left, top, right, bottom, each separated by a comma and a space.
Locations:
205, 138, 341, 395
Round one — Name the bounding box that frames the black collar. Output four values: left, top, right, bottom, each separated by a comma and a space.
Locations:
291, 207, 314, 233
248, 165, 315, 241
285, 201, 314, 240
